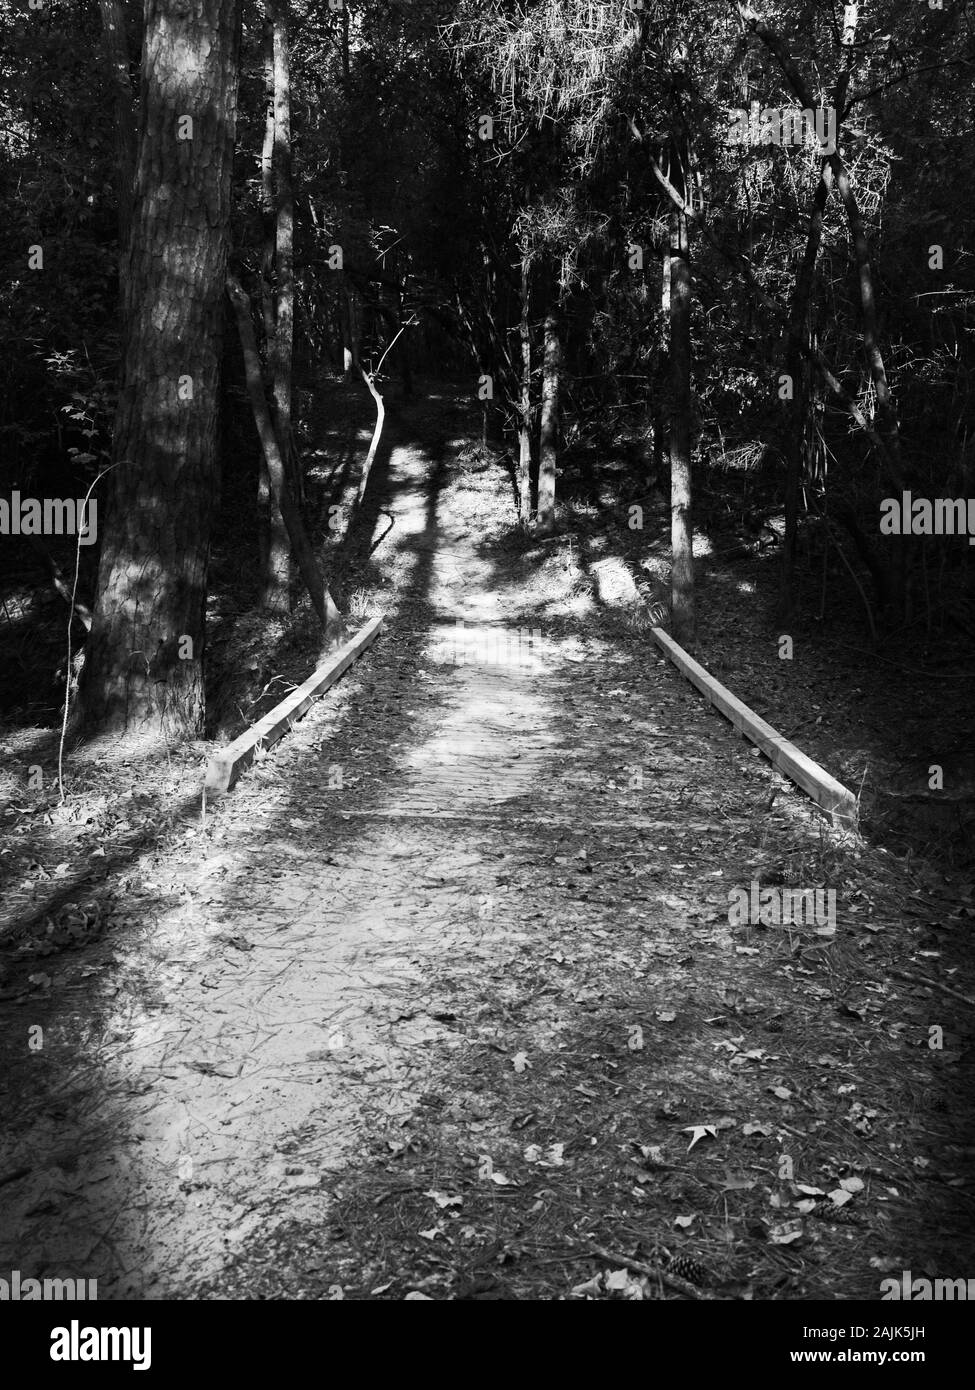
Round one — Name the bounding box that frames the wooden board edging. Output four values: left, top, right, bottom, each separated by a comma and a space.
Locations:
205, 615, 383, 796
650, 626, 858, 829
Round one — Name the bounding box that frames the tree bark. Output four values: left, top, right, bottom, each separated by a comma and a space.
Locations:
259, 9, 276, 343
779, 165, 832, 623
669, 203, 695, 643
257, 3, 289, 612
27, 536, 93, 632
226, 273, 346, 648
518, 248, 532, 519
536, 301, 561, 535
269, 0, 296, 483
340, 0, 350, 87
78, 0, 242, 741
341, 278, 360, 373
356, 367, 385, 504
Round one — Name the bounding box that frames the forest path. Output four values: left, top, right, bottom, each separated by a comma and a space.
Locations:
1, 397, 951, 1301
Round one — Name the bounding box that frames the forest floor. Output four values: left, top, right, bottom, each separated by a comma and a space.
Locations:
0, 383, 973, 1300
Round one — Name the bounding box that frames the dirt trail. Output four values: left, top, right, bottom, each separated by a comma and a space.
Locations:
1, 403, 968, 1300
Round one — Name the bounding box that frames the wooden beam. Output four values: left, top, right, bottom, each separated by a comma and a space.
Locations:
650, 626, 858, 828
205, 616, 383, 796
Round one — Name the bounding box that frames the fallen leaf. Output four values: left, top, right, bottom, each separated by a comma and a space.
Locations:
769, 1220, 805, 1246
683, 1124, 718, 1152
721, 1173, 757, 1191
569, 1274, 603, 1298
638, 1145, 667, 1166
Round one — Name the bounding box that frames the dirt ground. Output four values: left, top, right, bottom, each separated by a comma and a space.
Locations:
1, 390, 973, 1300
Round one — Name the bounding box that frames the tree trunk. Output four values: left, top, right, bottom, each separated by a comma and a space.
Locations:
340, 0, 350, 86
396, 278, 413, 399
226, 274, 346, 648
258, 3, 289, 612
269, 0, 297, 491
339, 284, 353, 373
652, 403, 665, 480
536, 301, 561, 535
340, 278, 360, 373
259, 11, 276, 343
832, 163, 905, 482
356, 367, 385, 505
78, 0, 242, 742
779, 165, 832, 624
832, 159, 910, 613
518, 249, 531, 519
669, 204, 695, 643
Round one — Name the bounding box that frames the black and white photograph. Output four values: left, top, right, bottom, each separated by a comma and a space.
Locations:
0, 0, 972, 1360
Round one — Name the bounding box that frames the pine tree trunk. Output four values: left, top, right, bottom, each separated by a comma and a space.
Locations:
269, 0, 297, 493
258, 3, 289, 612
779, 165, 831, 624
259, 13, 276, 343
78, 0, 242, 741
518, 250, 532, 519
536, 303, 561, 535
669, 205, 695, 643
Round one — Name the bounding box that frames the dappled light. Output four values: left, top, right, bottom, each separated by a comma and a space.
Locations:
0, 0, 972, 1340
